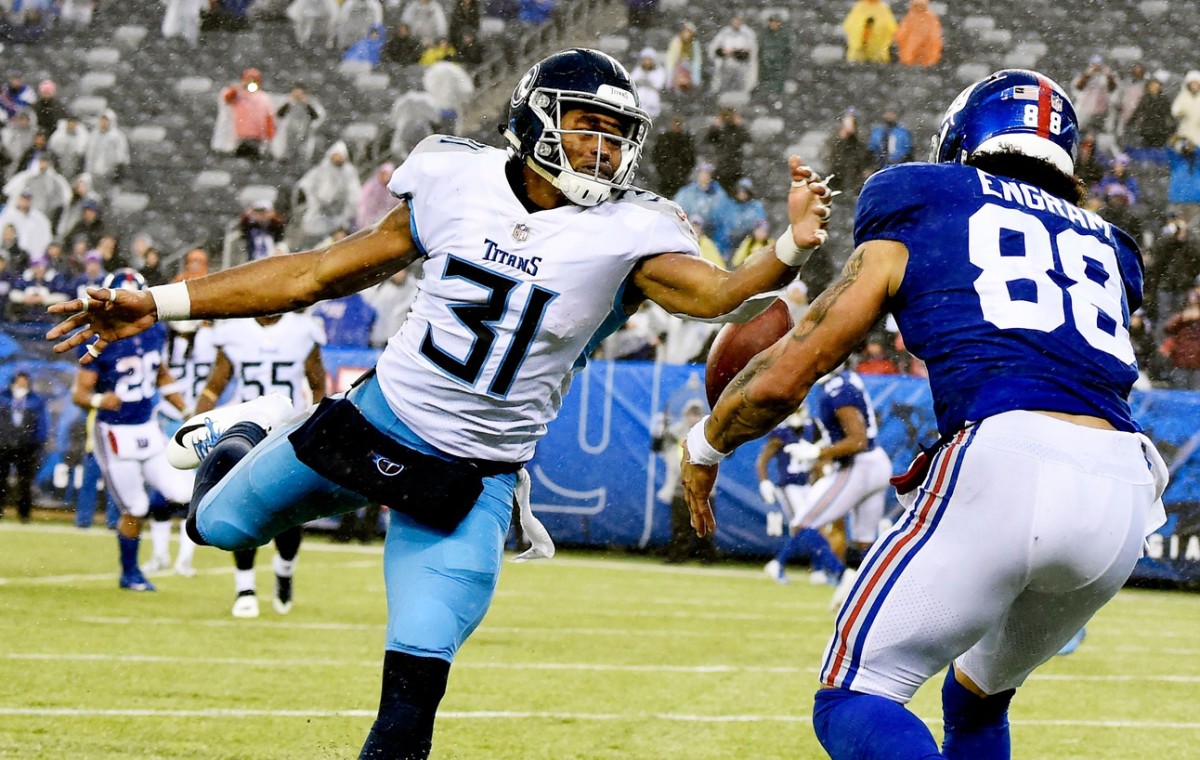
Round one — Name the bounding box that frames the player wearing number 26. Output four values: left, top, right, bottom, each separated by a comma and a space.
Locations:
681, 69, 1171, 759
46, 48, 833, 759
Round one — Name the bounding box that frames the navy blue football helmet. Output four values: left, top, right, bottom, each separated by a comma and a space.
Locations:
504, 48, 651, 206
103, 268, 146, 291
932, 69, 1079, 177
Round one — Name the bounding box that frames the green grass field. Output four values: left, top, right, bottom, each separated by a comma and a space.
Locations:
1, 521, 1197, 759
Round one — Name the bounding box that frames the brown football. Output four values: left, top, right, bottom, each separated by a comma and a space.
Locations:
705, 299, 794, 407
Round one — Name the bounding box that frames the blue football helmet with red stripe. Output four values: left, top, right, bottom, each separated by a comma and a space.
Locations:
931, 69, 1079, 177
103, 268, 146, 291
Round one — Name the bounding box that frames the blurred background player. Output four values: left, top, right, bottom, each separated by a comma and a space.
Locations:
192, 311, 326, 617
652, 398, 717, 564
758, 406, 847, 587
69, 269, 194, 591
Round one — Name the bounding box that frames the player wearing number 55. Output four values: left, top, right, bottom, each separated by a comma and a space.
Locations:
45, 48, 831, 759
682, 69, 1170, 760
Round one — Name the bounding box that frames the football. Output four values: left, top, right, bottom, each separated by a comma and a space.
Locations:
705, 299, 795, 407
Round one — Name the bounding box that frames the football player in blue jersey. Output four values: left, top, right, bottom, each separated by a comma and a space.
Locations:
47, 49, 833, 758
682, 69, 1169, 760
68, 269, 194, 591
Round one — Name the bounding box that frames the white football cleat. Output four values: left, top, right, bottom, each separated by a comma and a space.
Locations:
167, 394, 295, 470
173, 560, 197, 577
808, 570, 830, 585
232, 591, 260, 618
763, 559, 789, 585
830, 568, 858, 612
140, 555, 172, 575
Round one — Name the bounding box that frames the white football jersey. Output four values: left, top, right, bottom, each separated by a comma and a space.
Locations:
211, 312, 326, 410
379, 135, 699, 462
168, 325, 218, 409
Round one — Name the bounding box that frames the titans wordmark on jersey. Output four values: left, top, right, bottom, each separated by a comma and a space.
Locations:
211, 313, 326, 410
379, 135, 699, 462
855, 163, 1143, 434
84, 322, 169, 426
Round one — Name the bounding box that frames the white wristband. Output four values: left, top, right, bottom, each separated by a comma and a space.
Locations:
149, 282, 192, 321
89, 393, 104, 409
774, 224, 824, 268
685, 416, 728, 466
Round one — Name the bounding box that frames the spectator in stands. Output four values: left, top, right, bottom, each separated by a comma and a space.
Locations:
69, 249, 107, 300
240, 200, 287, 263
0, 255, 14, 318
8, 253, 67, 321
83, 110, 129, 190
363, 266, 422, 348
705, 107, 750, 196
448, 0, 480, 50
15, 130, 50, 176
344, 23, 387, 66
1, 111, 37, 180
650, 115, 695, 198
31, 80, 66, 136
1096, 154, 1140, 204
725, 177, 766, 257
174, 247, 210, 282
296, 141, 360, 244
163, 0, 204, 47
45, 241, 73, 279
403, 0, 448, 47
272, 84, 326, 163
1128, 76, 1175, 151
0, 74, 34, 120
286, 0, 338, 47
204, 0, 255, 32
453, 31, 483, 66
63, 200, 106, 250
685, 215, 724, 268
1164, 288, 1200, 389
423, 60, 474, 133
387, 91, 440, 160
895, 0, 941, 68
1098, 185, 1143, 245
856, 335, 900, 375
0, 191, 50, 262
357, 162, 401, 229
756, 14, 791, 102
0, 372, 47, 523
517, 0, 554, 26
1115, 63, 1149, 142
94, 234, 125, 271
56, 174, 99, 241
0, 225, 26, 272
213, 70, 276, 160
419, 37, 457, 65
140, 247, 168, 287
1172, 71, 1200, 148
868, 108, 913, 169
382, 22, 423, 64
484, 0, 518, 21
826, 108, 873, 197
4, 154, 71, 225
626, 0, 656, 29
336, 0, 384, 50
730, 218, 772, 267
1076, 131, 1107, 189
665, 21, 701, 92
630, 48, 666, 119
843, 0, 897, 64
1072, 56, 1118, 132
1168, 137, 1200, 225
59, 0, 95, 25
673, 163, 732, 256
48, 116, 89, 180
708, 13, 757, 94
1146, 211, 1200, 331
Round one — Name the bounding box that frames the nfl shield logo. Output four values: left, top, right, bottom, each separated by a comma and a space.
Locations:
512, 223, 530, 242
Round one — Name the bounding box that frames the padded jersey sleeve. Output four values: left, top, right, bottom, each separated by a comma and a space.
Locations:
852, 164, 935, 251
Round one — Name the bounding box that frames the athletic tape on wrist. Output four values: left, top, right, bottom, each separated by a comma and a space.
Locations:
774, 224, 821, 267
89, 393, 104, 410
685, 416, 728, 466
149, 282, 192, 321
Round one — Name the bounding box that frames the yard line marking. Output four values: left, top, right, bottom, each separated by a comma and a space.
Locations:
0, 707, 1197, 729
0, 559, 377, 586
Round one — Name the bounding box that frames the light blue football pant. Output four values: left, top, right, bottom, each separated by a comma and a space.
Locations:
194, 375, 516, 662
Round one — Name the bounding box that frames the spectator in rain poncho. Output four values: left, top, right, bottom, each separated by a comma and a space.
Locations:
402, 0, 448, 47
271, 85, 326, 163
1172, 71, 1200, 149
423, 61, 473, 134
843, 0, 898, 64
673, 163, 733, 256
0, 75, 35, 120
58, 0, 95, 25
357, 162, 402, 229
895, 0, 941, 68
1072, 56, 1118, 132
161, 0, 204, 46
56, 174, 102, 241
665, 21, 702, 92
82, 110, 130, 190
387, 91, 440, 160
335, 0, 384, 51
32, 81, 67, 136
211, 69, 276, 159
286, 0, 337, 47
0, 192, 52, 262
4, 154, 71, 224
295, 142, 361, 242
48, 116, 90, 179
630, 48, 666, 119
707, 13, 757, 94
343, 23, 387, 66
1, 111, 37, 181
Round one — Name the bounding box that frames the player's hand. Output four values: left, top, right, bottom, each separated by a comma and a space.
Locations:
681, 442, 718, 538
45, 287, 160, 366
786, 154, 833, 249
758, 479, 776, 504
97, 391, 121, 411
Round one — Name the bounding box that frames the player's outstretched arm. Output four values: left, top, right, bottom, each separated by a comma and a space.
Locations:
193, 350, 234, 415
681, 240, 907, 537
634, 155, 831, 319
47, 203, 420, 364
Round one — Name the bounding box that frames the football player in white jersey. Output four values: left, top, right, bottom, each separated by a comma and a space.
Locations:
192, 312, 327, 618
47, 48, 832, 758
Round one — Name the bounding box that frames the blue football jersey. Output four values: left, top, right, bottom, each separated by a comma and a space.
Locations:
83, 322, 168, 426
809, 370, 878, 463
855, 163, 1143, 434
769, 419, 820, 486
